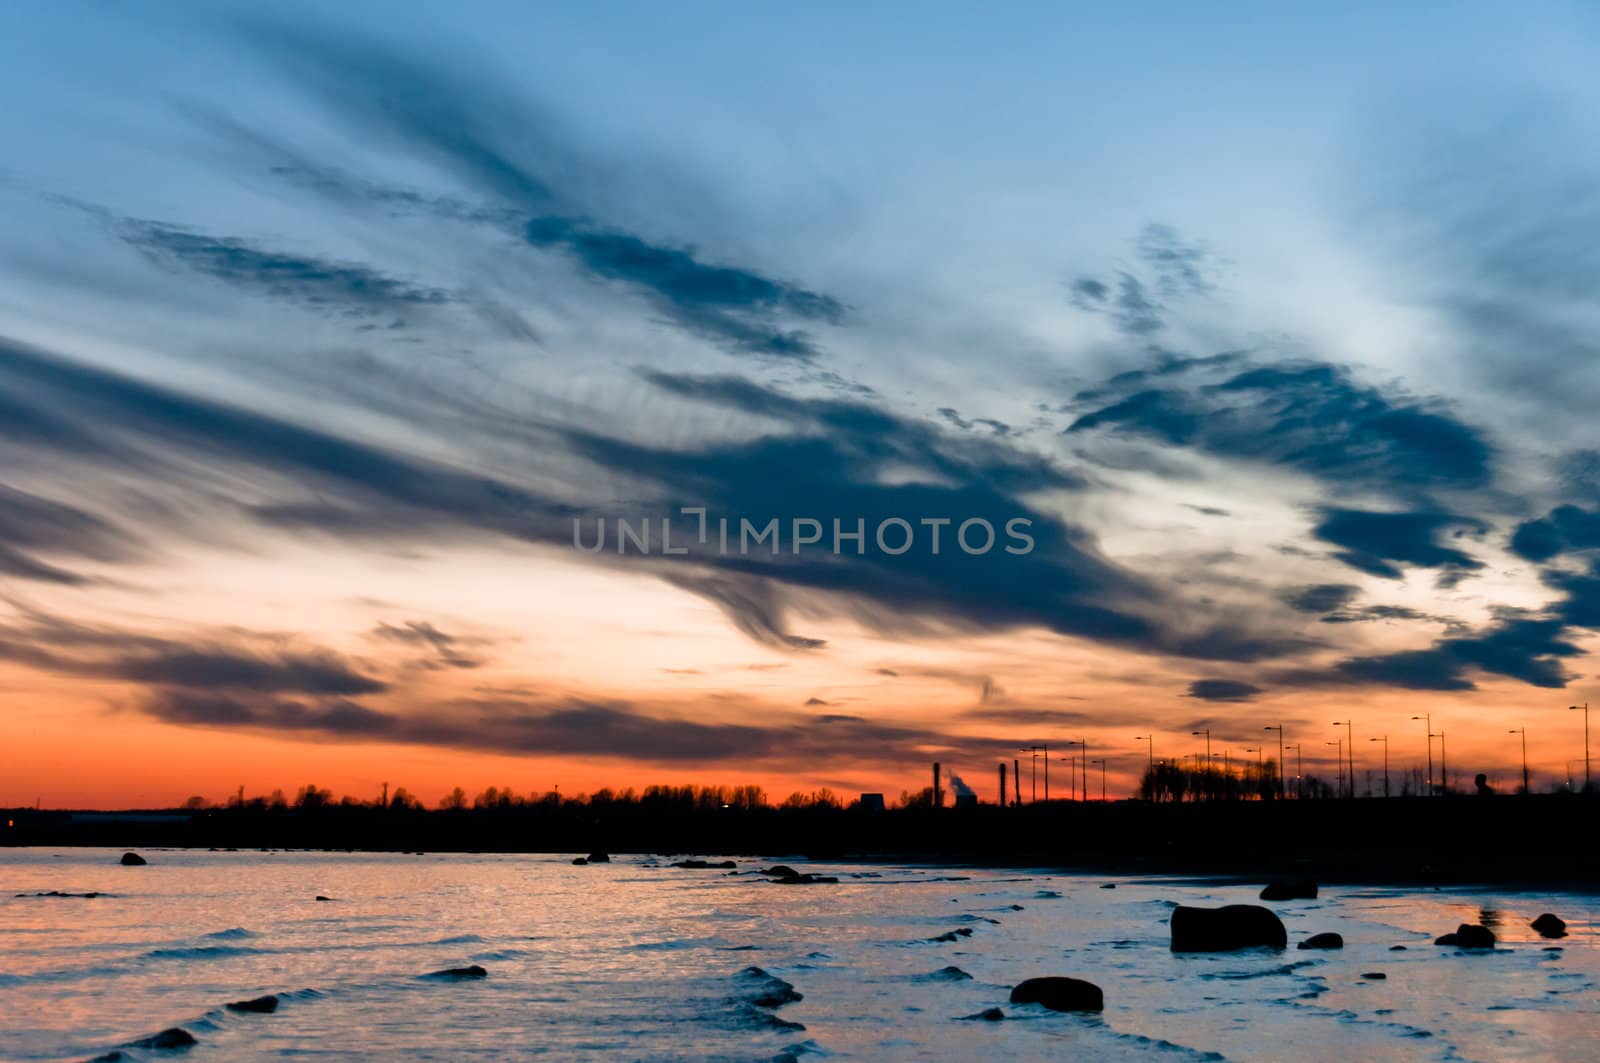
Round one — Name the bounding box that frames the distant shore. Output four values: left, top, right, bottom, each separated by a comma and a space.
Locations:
8, 794, 1598, 888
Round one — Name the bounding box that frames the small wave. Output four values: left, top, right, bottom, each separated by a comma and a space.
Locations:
204, 928, 257, 940
911, 965, 973, 982
141, 944, 266, 962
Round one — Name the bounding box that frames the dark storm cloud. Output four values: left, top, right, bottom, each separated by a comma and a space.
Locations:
577, 373, 1313, 663
229, 24, 846, 360
0, 337, 577, 544
1281, 583, 1360, 615
112, 646, 388, 695
0, 482, 138, 585
2, 336, 1288, 663
0, 610, 387, 695
1067, 358, 1495, 497
1311, 509, 1486, 581
524, 216, 846, 360
120, 220, 450, 318
1510, 505, 1600, 562
1281, 615, 1581, 692
1187, 679, 1263, 702
138, 689, 1034, 768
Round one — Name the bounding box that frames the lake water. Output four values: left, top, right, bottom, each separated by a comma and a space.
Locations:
1, 848, 1595, 1061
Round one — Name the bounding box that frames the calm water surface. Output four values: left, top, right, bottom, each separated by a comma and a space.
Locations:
1, 848, 1595, 1061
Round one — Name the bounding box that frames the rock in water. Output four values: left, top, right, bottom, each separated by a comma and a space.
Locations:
571, 857, 588, 865
760, 865, 799, 878
671, 859, 737, 869
119, 852, 147, 866
1009, 976, 1104, 1012
226, 995, 279, 1014
1298, 932, 1344, 950
1260, 878, 1318, 901
1170, 905, 1287, 951
1531, 913, 1568, 938
130, 1028, 197, 1049
959, 1007, 1006, 1021
1361, 971, 1387, 980
586, 852, 611, 863
1435, 923, 1495, 949
425, 965, 488, 979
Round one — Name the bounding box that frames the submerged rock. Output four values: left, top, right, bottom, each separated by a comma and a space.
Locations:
18, 890, 103, 898
119, 852, 147, 866
760, 865, 799, 878
1531, 913, 1568, 938
1260, 878, 1318, 901
1170, 904, 1287, 952
132, 1027, 196, 1050
571, 857, 588, 865
1009, 976, 1104, 1012
1435, 924, 1495, 949
1389, 945, 1408, 951
586, 852, 611, 863
739, 966, 804, 1008
1298, 932, 1344, 950
671, 859, 737, 869
226, 994, 279, 1014
314, 895, 333, 902
930, 965, 972, 981
1361, 971, 1387, 980
959, 1007, 1006, 1021
930, 928, 975, 943
424, 965, 488, 979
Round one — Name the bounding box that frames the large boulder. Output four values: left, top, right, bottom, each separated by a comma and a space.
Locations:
1434, 923, 1495, 949
226, 995, 279, 1014
586, 852, 611, 863
1170, 904, 1287, 952
1260, 878, 1318, 901
1531, 913, 1568, 938
130, 1028, 196, 1050
119, 852, 147, 866
1009, 976, 1104, 1012
1298, 932, 1344, 950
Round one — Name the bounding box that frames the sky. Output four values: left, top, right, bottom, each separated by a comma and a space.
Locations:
4, 2, 1600, 807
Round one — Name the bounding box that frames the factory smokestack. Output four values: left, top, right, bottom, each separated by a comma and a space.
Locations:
948, 771, 977, 809
933, 762, 942, 808
999, 763, 1007, 807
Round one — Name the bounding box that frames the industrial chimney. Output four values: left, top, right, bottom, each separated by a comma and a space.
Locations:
999, 762, 1008, 807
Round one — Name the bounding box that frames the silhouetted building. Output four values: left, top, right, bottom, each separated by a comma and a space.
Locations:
858, 793, 886, 812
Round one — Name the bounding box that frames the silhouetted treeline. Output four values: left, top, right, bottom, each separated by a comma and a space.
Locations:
7, 784, 1599, 885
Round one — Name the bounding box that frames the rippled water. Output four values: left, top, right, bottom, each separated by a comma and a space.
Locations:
1, 848, 1595, 1061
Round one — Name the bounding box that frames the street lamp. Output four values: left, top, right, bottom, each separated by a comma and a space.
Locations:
1264, 724, 1285, 800
1191, 730, 1212, 770
1076, 737, 1089, 802
1244, 746, 1262, 798
1436, 731, 1447, 794
1285, 743, 1303, 798
1057, 745, 1079, 802
1570, 704, 1591, 793
1090, 758, 1107, 801
1020, 746, 1043, 803
1134, 734, 1153, 773
1509, 727, 1529, 794
1333, 720, 1354, 797
1327, 739, 1343, 796
1412, 715, 1433, 796
1369, 736, 1389, 798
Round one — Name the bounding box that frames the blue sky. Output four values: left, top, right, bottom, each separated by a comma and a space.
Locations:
4, 2, 1600, 802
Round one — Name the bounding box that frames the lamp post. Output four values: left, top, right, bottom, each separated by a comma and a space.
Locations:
1244, 746, 1263, 798
1090, 758, 1107, 801
1264, 724, 1285, 800
1369, 736, 1389, 798
1510, 727, 1529, 794
1570, 704, 1591, 793
1437, 731, 1447, 794
1057, 747, 1078, 802
1076, 737, 1088, 802
1134, 735, 1153, 798
1412, 714, 1433, 796
1285, 743, 1303, 798
1327, 739, 1343, 797
1020, 746, 1042, 803
1333, 720, 1354, 797
1191, 730, 1211, 768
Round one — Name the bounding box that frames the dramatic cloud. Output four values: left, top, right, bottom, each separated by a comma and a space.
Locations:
1187, 679, 1263, 702
1311, 508, 1486, 581
120, 220, 450, 319
1066, 359, 1495, 498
